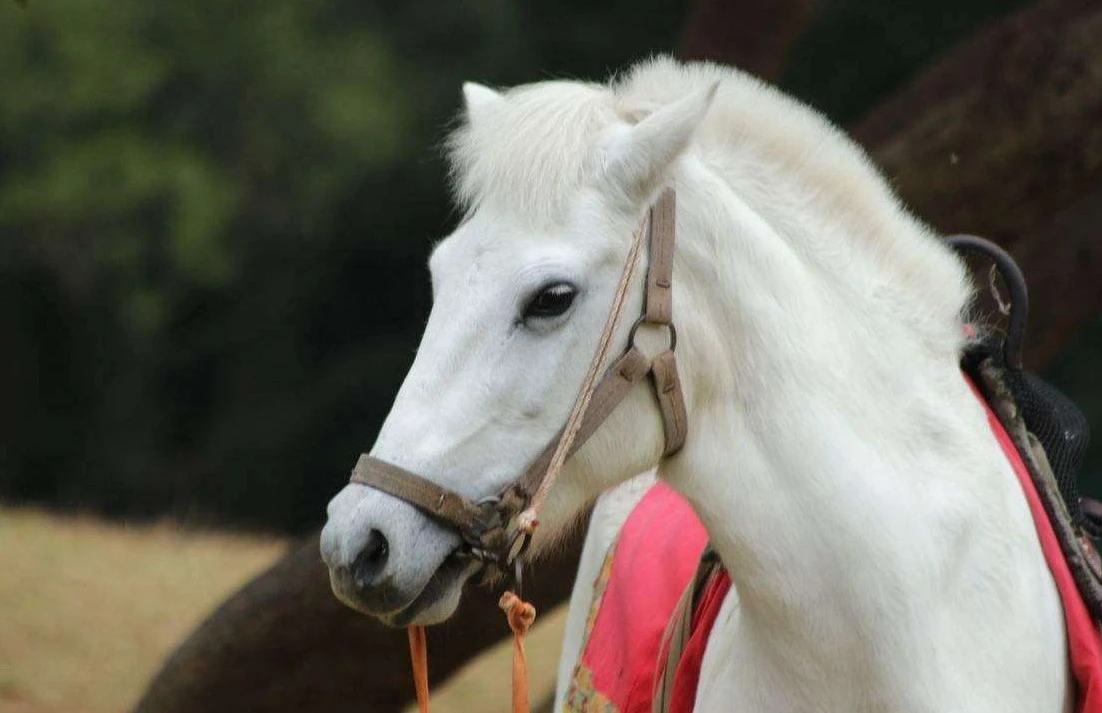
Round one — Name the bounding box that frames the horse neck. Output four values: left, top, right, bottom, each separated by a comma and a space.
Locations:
658, 162, 1063, 703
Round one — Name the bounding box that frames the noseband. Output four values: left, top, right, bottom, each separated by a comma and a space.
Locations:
349, 189, 688, 576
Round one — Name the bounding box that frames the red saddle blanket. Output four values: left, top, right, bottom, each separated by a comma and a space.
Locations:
564, 382, 1102, 713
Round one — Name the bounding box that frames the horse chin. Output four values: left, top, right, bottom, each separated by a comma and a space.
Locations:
378, 553, 481, 628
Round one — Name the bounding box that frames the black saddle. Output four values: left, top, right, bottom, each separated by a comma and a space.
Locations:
950, 235, 1101, 619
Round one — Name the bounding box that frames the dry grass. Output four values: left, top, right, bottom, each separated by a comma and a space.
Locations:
0, 506, 287, 713
0, 506, 570, 713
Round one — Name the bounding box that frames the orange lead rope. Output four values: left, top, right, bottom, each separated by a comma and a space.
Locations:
499, 591, 537, 713
407, 625, 430, 713
405, 591, 536, 713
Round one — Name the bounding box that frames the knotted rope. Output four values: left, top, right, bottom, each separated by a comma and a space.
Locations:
405, 592, 537, 713
499, 591, 537, 713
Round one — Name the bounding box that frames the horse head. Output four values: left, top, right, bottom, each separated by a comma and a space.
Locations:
321, 69, 717, 626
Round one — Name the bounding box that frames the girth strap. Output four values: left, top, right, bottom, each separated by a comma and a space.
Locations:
652, 547, 723, 713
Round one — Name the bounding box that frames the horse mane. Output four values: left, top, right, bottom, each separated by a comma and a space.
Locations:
446, 57, 971, 349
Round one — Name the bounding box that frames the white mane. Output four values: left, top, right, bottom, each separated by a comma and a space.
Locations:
448, 56, 971, 357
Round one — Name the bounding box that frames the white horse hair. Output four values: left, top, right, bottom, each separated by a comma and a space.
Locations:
321, 57, 1070, 712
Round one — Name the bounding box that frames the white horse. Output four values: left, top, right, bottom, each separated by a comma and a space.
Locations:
321, 57, 1070, 712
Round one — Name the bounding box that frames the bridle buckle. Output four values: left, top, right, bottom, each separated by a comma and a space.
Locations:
628, 317, 677, 353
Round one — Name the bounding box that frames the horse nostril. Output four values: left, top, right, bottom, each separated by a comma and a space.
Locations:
350, 529, 389, 589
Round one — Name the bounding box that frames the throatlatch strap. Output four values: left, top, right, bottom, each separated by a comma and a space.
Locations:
640, 189, 687, 459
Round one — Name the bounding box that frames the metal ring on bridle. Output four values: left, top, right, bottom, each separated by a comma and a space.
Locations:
628, 317, 677, 352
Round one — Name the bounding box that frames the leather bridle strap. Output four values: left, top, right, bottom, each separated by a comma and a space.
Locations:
516, 189, 680, 529
350, 455, 491, 544
349, 346, 652, 548
638, 190, 686, 457
642, 187, 676, 324
512, 345, 653, 499
348, 188, 687, 567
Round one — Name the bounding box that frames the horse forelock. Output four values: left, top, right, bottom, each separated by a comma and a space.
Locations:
443, 63, 720, 227
446, 80, 616, 227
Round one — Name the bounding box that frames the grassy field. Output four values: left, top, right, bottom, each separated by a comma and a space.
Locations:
0, 507, 287, 713
0, 506, 568, 713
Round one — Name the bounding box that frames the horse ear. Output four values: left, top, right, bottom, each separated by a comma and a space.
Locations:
462, 82, 503, 125
599, 82, 719, 204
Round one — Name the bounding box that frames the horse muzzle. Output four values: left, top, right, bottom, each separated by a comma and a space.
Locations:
321, 481, 473, 625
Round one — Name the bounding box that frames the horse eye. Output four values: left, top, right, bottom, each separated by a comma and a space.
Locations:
523, 282, 577, 320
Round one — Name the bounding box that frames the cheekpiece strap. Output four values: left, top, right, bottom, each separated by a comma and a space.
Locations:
643, 190, 677, 325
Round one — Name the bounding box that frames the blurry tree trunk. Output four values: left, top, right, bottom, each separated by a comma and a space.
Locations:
854, 0, 1102, 367
685, 0, 1102, 366
134, 531, 581, 713
678, 0, 819, 80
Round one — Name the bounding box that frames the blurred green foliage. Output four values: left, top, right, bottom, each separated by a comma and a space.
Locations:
0, 0, 1095, 532
0, 0, 685, 530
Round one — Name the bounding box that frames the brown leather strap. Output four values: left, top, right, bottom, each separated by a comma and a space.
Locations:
643, 190, 676, 325
516, 346, 652, 496
349, 455, 490, 540
649, 350, 687, 457
351, 346, 653, 554
639, 189, 686, 458
652, 548, 722, 713
349, 188, 689, 566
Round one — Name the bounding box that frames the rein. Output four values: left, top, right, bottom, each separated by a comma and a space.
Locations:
349, 189, 688, 713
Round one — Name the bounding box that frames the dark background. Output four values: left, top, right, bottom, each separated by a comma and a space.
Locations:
1, 0, 1098, 535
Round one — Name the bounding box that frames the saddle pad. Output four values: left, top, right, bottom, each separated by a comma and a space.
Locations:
968, 375, 1102, 712
563, 481, 723, 713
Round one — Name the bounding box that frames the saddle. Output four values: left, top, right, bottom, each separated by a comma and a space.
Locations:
952, 235, 1102, 621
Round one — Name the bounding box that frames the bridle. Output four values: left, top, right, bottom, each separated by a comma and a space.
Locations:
348, 188, 688, 578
